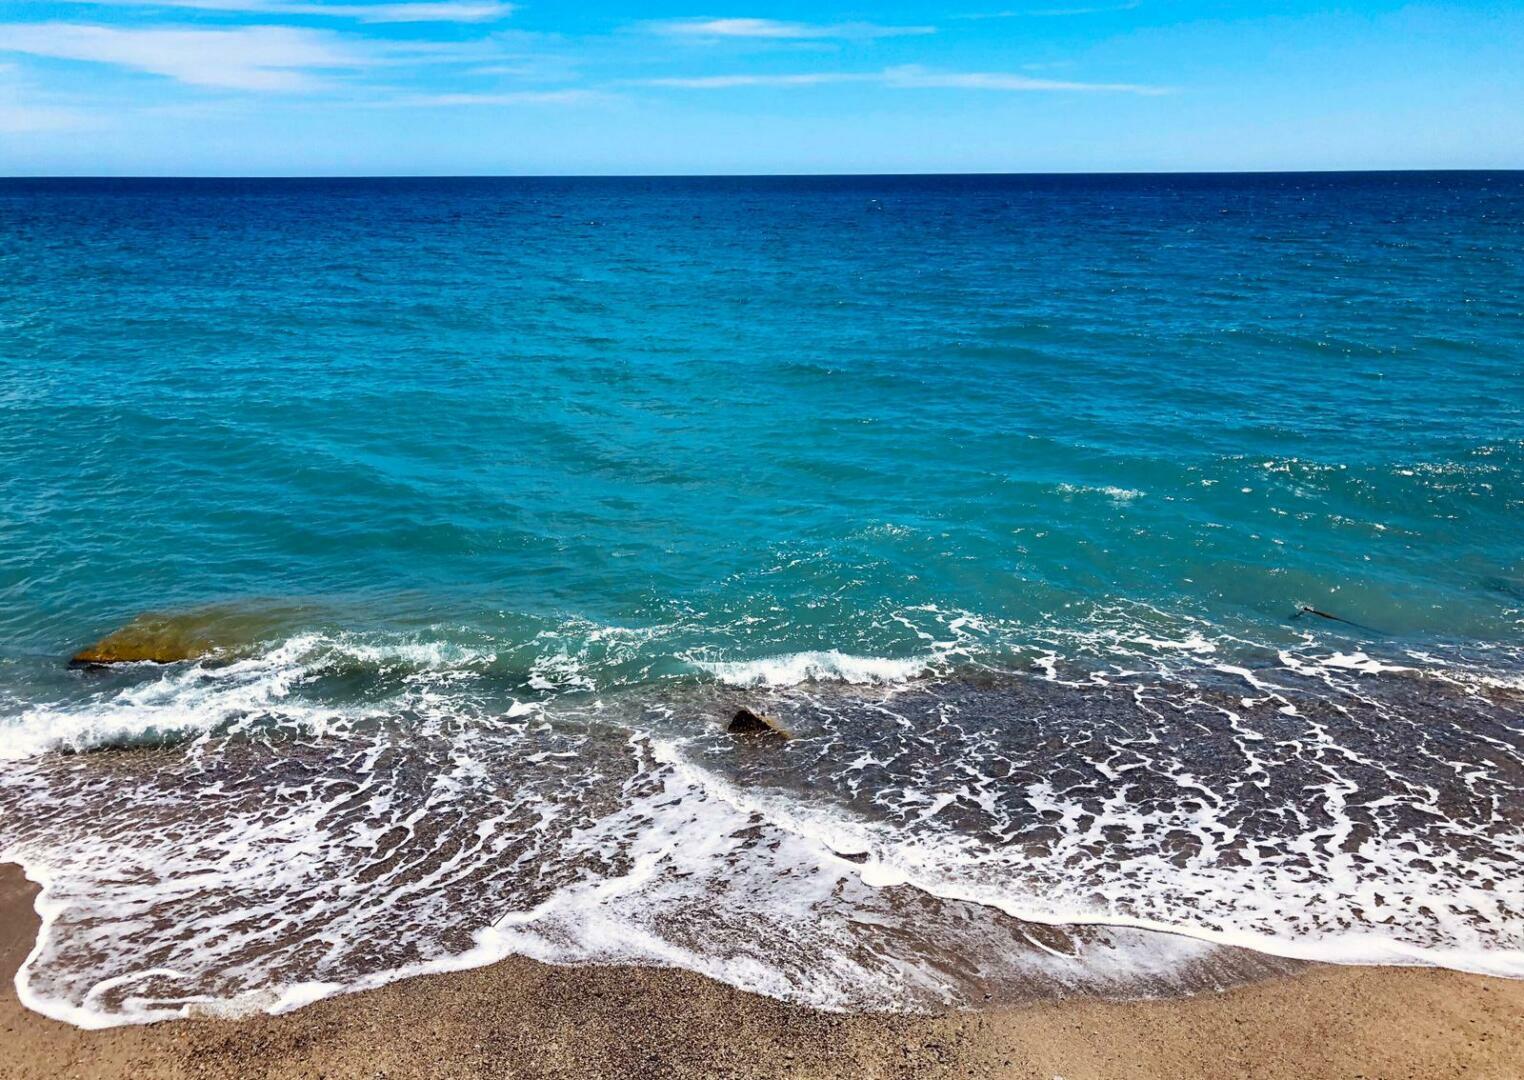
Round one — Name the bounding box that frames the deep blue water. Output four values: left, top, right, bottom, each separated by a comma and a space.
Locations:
1, 174, 1522, 1026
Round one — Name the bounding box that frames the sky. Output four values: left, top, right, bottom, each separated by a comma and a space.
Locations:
0, 1, 1520, 174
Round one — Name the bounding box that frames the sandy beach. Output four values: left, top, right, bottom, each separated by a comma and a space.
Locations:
3, 864, 1520, 1080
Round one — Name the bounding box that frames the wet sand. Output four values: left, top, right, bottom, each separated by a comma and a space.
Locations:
2, 864, 1521, 1080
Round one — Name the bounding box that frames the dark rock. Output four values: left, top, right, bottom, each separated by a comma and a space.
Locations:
727, 707, 793, 739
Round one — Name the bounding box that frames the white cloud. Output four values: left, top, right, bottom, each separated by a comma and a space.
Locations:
883, 64, 1169, 94
0, 59, 96, 130
0, 102, 94, 130
0, 22, 364, 90
651, 18, 934, 40
955, 2, 1143, 17
387, 88, 601, 105
640, 65, 1169, 95
639, 72, 865, 88
60, 0, 513, 24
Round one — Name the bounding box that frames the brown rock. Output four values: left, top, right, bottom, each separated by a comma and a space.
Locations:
70, 615, 216, 666
727, 707, 793, 739
67, 603, 302, 667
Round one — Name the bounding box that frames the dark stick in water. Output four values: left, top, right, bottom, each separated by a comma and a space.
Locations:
1292, 605, 1382, 634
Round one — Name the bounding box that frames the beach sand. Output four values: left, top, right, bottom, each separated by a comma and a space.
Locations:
2, 863, 1520, 1080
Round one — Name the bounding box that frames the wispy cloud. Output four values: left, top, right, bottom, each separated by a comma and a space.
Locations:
0, 22, 364, 90
56, 0, 513, 24
639, 72, 863, 89
883, 64, 1167, 94
385, 88, 601, 106
955, 2, 1142, 16
0, 61, 95, 131
638, 64, 1168, 95
0, 102, 93, 131
649, 18, 935, 41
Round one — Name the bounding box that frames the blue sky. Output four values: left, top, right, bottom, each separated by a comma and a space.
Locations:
0, 1, 1520, 174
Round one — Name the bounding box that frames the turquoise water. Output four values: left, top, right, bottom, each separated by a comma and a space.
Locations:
1, 174, 1522, 1026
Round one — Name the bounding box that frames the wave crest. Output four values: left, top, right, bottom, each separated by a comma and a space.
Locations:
689, 650, 932, 687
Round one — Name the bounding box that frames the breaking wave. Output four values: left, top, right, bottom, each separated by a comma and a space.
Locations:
2, 607, 1521, 1028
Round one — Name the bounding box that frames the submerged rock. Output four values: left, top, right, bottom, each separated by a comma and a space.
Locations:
70, 614, 220, 666
67, 603, 304, 667
727, 706, 793, 739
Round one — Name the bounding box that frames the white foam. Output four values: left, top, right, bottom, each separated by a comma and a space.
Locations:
690, 650, 931, 687
0, 643, 336, 760
4, 613, 1523, 1031
0, 630, 502, 761
320, 635, 497, 671
0, 722, 1232, 1029
649, 741, 1524, 983
1056, 483, 1145, 502
1320, 651, 1416, 675
1129, 632, 1217, 654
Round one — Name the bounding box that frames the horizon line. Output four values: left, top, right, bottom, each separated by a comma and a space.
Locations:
3, 167, 1521, 181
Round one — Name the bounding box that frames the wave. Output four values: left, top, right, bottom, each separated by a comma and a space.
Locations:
6, 601, 1522, 762
0, 728, 1273, 1029
0, 631, 502, 761
651, 739, 1524, 979
688, 650, 934, 687
2, 608, 1522, 1028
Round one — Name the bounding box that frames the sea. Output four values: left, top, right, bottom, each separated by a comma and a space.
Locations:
1, 172, 1521, 1028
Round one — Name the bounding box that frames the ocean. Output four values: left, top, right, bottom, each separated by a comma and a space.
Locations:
0, 172, 1521, 1027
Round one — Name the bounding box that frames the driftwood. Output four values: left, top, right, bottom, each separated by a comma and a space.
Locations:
1292, 605, 1381, 634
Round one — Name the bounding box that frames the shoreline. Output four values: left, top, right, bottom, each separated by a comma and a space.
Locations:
4, 865, 1522, 1079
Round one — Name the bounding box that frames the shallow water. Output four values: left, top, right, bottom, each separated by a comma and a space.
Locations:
1, 174, 1522, 1026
